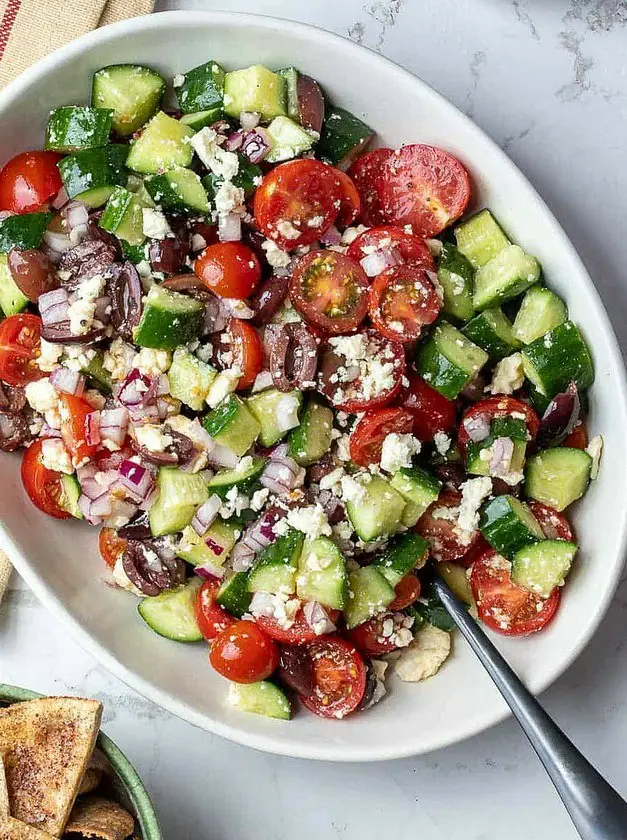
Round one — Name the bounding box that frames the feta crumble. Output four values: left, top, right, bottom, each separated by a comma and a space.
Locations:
68, 274, 106, 336
40, 439, 73, 474
487, 353, 524, 395
586, 434, 603, 479
261, 239, 291, 269
142, 208, 173, 240
286, 504, 332, 539
457, 476, 492, 538
433, 431, 451, 456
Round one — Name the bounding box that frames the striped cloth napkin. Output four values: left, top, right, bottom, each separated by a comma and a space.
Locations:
0, 0, 154, 602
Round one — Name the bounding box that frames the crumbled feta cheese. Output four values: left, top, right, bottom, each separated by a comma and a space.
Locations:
112, 556, 143, 597
134, 347, 171, 377
261, 239, 291, 269
286, 503, 332, 539
251, 370, 273, 393
307, 215, 324, 228
214, 181, 245, 216
135, 424, 173, 453
276, 219, 301, 241
37, 339, 63, 372
457, 476, 492, 538
487, 353, 525, 395
433, 431, 451, 456
340, 224, 368, 246
249, 589, 301, 629
380, 433, 421, 474
395, 624, 451, 682
340, 474, 367, 505
276, 392, 301, 432
40, 438, 73, 474
24, 378, 60, 416
103, 338, 136, 382
251, 487, 270, 511
319, 467, 346, 493
172, 73, 185, 87
206, 367, 242, 408
191, 127, 239, 180
142, 208, 172, 240
586, 434, 603, 479
328, 334, 368, 362
68, 273, 106, 336
335, 434, 351, 462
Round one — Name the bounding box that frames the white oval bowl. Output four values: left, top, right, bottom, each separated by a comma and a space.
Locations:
1, 11, 626, 762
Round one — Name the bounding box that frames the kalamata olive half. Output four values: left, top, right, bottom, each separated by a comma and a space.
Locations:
161, 273, 214, 301
537, 382, 581, 448
106, 261, 143, 341
250, 276, 289, 326
8, 248, 58, 302
278, 645, 314, 697
296, 74, 325, 135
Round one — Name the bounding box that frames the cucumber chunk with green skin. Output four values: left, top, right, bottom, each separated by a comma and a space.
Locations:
228, 680, 291, 720
206, 456, 266, 499
149, 467, 209, 537
437, 242, 475, 322
246, 388, 302, 448
479, 495, 544, 559
202, 155, 263, 202
438, 562, 474, 605
524, 447, 592, 511
179, 108, 224, 131
344, 566, 395, 630
134, 284, 204, 350
265, 116, 317, 163
217, 571, 251, 617
345, 475, 406, 542
410, 592, 455, 632
138, 578, 203, 643
247, 529, 304, 595
0, 212, 52, 253
454, 209, 510, 269
287, 398, 333, 466
92, 64, 165, 136
167, 348, 216, 411
224, 65, 287, 121
176, 60, 226, 115
389, 466, 442, 528
278, 67, 300, 121
204, 395, 261, 457
57, 145, 128, 206
319, 106, 374, 169
415, 321, 489, 399
513, 286, 568, 344
473, 244, 541, 312
462, 307, 521, 360
373, 532, 429, 587
511, 540, 577, 599
176, 520, 238, 567
120, 240, 147, 265
145, 168, 210, 213
126, 111, 194, 174
45, 106, 113, 152
81, 351, 112, 395
60, 474, 82, 519
296, 536, 348, 610
521, 321, 594, 399
99, 185, 153, 246
0, 254, 28, 314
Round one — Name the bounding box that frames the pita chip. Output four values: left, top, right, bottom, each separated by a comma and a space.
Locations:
0, 758, 55, 840
63, 797, 134, 840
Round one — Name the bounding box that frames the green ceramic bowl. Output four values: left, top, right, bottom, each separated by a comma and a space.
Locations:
0, 684, 162, 840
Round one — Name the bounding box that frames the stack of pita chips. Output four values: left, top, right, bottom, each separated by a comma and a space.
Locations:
0, 698, 136, 840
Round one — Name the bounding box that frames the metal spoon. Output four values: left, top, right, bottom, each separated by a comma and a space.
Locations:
432, 577, 627, 839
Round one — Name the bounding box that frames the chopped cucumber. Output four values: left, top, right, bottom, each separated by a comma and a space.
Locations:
81, 351, 113, 395
217, 571, 251, 617
473, 244, 541, 312
100, 185, 153, 246
278, 67, 300, 121
92, 64, 165, 136
466, 416, 528, 478
462, 307, 521, 360
0, 254, 28, 314
167, 348, 217, 411
454, 209, 510, 269
223, 65, 287, 121
126, 111, 194, 174
145, 167, 210, 213
389, 466, 441, 528
228, 681, 291, 720
175, 60, 225, 115
247, 529, 304, 595
204, 395, 261, 457
134, 284, 204, 350
176, 520, 238, 567
206, 456, 266, 499
247, 388, 302, 447
60, 474, 82, 519
479, 495, 544, 559
149, 467, 209, 536
373, 532, 429, 587
437, 242, 474, 322
345, 475, 406, 542
203, 155, 263, 202
287, 398, 333, 466
138, 578, 202, 642
344, 566, 395, 630
319, 106, 374, 169
0, 212, 52, 253
511, 540, 577, 599
179, 109, 223, 131
513, 286, 568, 344
438, 562, 474, 605
57, 145, 128, 206
521, 321, 594, 398
265, 116, 317, 163
296, 536, 348, 610
524, 447, 592, 511
45, 106, 113, 152
416, 321, 489, 399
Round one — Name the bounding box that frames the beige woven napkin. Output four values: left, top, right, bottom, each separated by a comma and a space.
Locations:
0, 0, 154, 602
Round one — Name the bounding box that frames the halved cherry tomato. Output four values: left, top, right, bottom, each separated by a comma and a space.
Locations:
253, 159, 342, 250
348, 148, 393, 226
399, 372, 457, 442
0, 313, 45, 386
457, 396, 540, 456
0, 151, 63, 214
415, 490, 481, 562
224, 319, 263, 390
20, 439, 71, 519
345, 615, 396, 657
563, 421, 588, 450
346, 225, 435, 273
528, 501, 574, 542
318, 328, 406, 412
255, 608, 341, 645
209, 619, 279, 684
459, 534, 492, 568
368, 265, 441, 342
196, 579, 236, 642
59, 393, 98, 465
194, 242, 261, 299
99, 527, 127, 568
333, 168, 361, 228
381, 144, 471, 237
470, 549, 560, 636
301, 637, 367, 719
389, 574, 422, 610
290, 250, 369, 335
349, 406, 414, 467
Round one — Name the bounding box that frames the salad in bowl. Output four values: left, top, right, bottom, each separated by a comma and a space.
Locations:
0, 56, 602, 722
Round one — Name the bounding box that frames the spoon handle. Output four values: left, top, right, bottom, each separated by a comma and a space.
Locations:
432, 578, 627, 839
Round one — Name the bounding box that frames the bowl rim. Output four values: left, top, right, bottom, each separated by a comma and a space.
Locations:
0, 683, 162, 838
1, 9, 627, 762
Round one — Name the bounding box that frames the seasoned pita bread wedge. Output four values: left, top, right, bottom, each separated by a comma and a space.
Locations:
63, 797, 134, 840
0, 698, 102, 837
0, 758, 55, 840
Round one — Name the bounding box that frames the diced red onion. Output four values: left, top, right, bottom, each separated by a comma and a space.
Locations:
303, 600, 337, 635
128, 403, 160, 425
39, 422, 62, 439
139, 485, 158, 511
103, 497, 138, 527
195, 561, 226, 582
51, 185, 69, 210
204, 295, 228, 334
218, 212, 242, 242
50, 366, 85, 396
119, 459, 155, 501
320, 224, 342, 247
156, 374, 170, 396
221, 298, 254, 319
43, 230, 72, 257
156, 397, 177, 420
225, 129, 244, 152
242, 128, 271, 164
63, 200, 90, 231
204, 538, 225, 556
240, 111, 260, 132
78, 494, 104, 525
261, 451, 303, 495
91, 492, 114, 518
538, 382, 580, 448
39, 287, 70, 326
191, 494, 222, 536
360, 248, 400, 277
230, 509, 284, 571
117, 368, 154, 407
85, 411, 101, 447
230, 542, 256, 572
489, 437, 514, 477
99, 407, 129, 447
463, 413, 491, 443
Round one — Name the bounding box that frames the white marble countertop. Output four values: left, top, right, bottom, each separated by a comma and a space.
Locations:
3, 1, 627, 838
